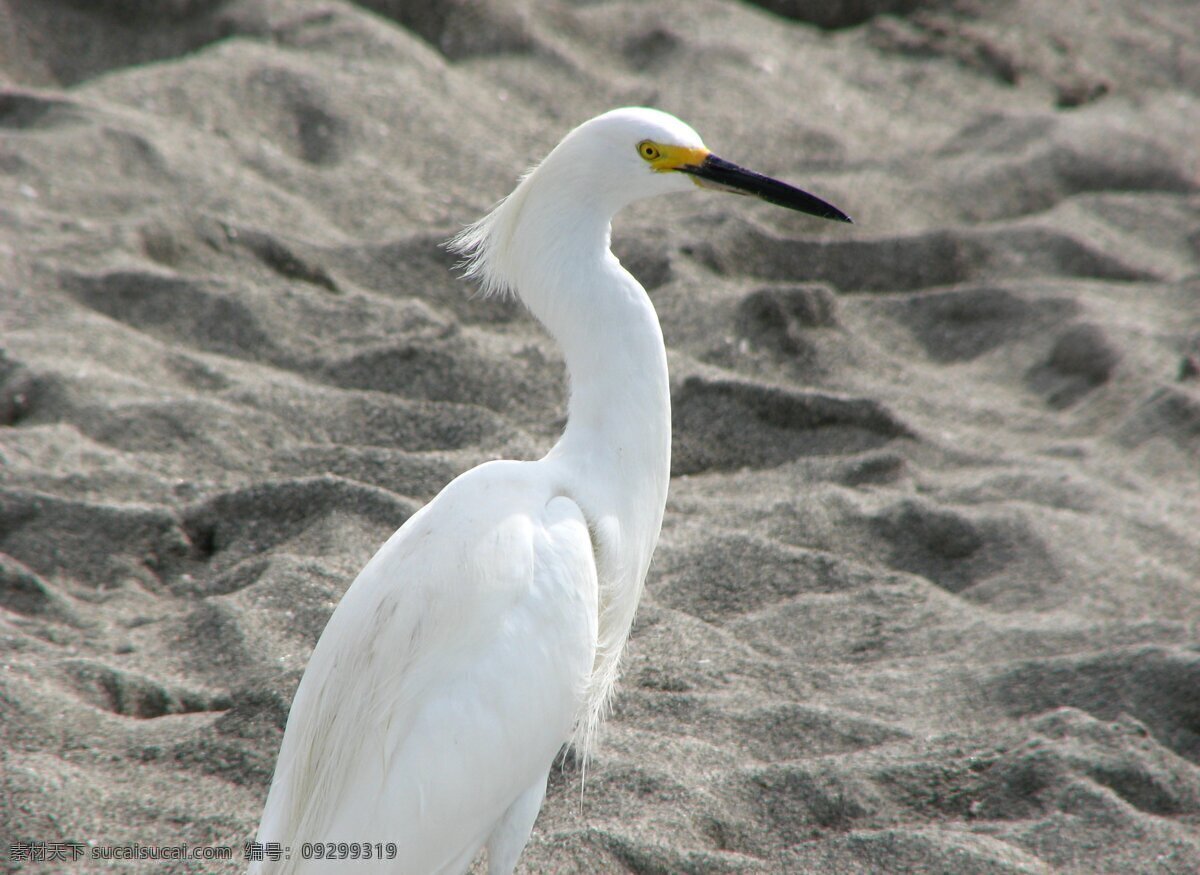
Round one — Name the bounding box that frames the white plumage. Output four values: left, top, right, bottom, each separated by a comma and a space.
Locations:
250, 107, 849, 874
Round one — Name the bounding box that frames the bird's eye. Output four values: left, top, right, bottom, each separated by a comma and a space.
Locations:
638, 141, 661, 162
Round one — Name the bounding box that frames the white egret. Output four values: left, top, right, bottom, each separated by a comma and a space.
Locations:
249, 107, 850, 875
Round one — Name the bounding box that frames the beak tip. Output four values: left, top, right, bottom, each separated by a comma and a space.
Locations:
818, 207, 853, 224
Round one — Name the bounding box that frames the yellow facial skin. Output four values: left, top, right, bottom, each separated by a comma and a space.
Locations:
637, 140, 710, 173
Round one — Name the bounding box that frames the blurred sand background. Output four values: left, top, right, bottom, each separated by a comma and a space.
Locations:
1, 0, 1199, 872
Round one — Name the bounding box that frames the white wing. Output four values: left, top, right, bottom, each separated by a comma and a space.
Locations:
252, 459, 598, 874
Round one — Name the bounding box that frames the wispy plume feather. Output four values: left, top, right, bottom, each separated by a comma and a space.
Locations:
445, 164, 540, 301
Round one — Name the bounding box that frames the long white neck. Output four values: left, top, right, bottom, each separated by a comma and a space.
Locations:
449, 161, 671, 758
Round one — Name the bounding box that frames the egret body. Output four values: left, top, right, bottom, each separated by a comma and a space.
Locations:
251, 107, 850, 874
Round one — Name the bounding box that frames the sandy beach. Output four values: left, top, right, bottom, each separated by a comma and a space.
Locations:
2, 0, 1199, 872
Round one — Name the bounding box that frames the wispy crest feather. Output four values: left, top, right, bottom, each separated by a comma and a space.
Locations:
446, 164, 540, 300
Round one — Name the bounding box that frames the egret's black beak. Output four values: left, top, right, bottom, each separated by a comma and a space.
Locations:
679, 154, 853, 223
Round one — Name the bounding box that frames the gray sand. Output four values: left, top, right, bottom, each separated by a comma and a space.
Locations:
2, 0, 1199, 872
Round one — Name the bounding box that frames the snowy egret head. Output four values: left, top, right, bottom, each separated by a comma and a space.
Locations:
550, 107, 853, 221
450, 106, 850, 299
